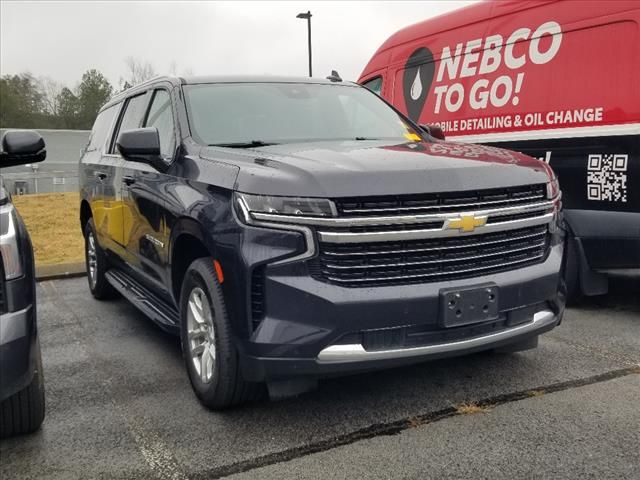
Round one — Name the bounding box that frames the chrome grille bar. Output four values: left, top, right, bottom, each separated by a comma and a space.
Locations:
317, 213, 553, 244
321, 228, 546, 257
321, 241, 546, 270
325, 253, 546, 284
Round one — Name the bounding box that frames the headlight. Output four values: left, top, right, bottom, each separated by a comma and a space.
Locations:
235, 192, 337, 222
0, 203, 23, 280
234, 192, 327, 265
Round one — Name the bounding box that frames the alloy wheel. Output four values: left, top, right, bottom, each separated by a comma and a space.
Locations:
87, 232, 97, 288
187, 287, 217, 384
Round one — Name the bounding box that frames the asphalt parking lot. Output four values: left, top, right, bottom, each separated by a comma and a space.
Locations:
1, 275, 638, 479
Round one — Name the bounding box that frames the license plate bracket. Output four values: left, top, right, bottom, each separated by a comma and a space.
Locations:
440, 284, 499, 328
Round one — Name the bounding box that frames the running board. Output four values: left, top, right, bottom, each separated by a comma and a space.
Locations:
105, 269, 179, 333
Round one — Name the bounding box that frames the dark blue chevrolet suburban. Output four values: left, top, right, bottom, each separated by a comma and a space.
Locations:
79, 76, 565, 408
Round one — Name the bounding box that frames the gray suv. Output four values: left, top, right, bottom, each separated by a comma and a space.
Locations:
1, 130, 46, 437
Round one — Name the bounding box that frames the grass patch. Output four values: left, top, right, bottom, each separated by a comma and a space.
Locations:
456, 402, 493, 415
12, 192, 84, 266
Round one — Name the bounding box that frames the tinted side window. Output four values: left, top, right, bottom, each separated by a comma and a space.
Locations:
362, 77, 382, 95
144, 90, 175, 158
87, 104, 118, 152
112, 93, 148, 153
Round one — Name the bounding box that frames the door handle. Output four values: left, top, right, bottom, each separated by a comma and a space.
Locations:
123, 175, 136, 186
94, 171, 107, 181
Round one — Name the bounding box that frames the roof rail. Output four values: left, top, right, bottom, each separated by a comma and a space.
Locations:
125, 75, 172, 90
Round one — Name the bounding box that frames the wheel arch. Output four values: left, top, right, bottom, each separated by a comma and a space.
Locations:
80, 199, 92, 232
169, 217, 215, 305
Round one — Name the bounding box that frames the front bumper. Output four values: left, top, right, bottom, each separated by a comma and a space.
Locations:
317, 309, 556, 364
237, 241, 565, 382
0, 305, 36, 402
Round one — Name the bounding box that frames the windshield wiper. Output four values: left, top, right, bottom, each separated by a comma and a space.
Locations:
208, 140, 279, 148
354, 137, 382, 141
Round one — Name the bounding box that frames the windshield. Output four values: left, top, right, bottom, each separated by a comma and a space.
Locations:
183, 82, 422, 146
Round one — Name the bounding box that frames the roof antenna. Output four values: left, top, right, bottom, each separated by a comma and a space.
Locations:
326, 70, 342, 82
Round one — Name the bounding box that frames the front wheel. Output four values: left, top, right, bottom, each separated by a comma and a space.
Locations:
179, 258, 262, 409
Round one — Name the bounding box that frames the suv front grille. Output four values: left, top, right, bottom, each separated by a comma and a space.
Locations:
310, 225, 550, 287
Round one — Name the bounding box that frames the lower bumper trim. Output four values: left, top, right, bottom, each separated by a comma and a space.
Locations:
317, 309, 556, 364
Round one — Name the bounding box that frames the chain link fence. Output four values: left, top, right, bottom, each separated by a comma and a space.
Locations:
1, 128, 89, 195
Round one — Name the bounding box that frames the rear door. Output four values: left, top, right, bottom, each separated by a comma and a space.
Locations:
80, 103, 120, 250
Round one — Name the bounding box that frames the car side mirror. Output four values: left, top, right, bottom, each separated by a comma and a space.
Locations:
420, 124, 446, 141
0, 130, 46, 167
116, 128, 167, 171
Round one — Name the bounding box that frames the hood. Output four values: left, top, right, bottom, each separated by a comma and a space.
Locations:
199, 139, 551, 198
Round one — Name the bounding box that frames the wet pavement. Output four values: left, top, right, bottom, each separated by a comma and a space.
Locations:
1, 275, 638, 479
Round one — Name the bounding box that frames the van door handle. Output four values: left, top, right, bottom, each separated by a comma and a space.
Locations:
94, 172, 107, 181
123, 175, 136, 186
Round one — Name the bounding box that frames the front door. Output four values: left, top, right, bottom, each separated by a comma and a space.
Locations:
121, 88, 177, 296
106, 91, 151, 261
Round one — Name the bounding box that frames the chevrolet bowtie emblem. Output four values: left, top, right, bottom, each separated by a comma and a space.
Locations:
447, 215, 488, 232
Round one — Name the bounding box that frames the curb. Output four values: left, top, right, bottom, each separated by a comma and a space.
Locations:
36, 262, 86, 281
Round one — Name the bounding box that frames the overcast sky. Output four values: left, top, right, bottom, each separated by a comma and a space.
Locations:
1, 1, 476, 88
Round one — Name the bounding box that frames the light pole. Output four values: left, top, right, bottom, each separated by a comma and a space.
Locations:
296, 11, 312, 77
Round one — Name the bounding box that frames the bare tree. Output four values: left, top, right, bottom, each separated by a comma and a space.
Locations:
122, 56, 157, 88
117, 58, 193, 92
167, 60, 193, 77
38, 76, 64, 116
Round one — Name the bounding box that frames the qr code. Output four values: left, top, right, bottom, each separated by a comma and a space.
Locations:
587, 154, 628, 202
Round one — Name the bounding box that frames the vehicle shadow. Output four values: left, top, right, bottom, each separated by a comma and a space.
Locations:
112, 274, 637, 418
17, 277, 634, 477
117, 295, 546, 414
577, 273, 640, 313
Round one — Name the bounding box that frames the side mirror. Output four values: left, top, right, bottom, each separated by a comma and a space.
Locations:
0, 130, 46, 167
420, 124, 446, 141
116, 128, 166, 171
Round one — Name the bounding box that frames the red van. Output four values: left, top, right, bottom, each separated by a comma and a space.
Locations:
359, 0, 639, 300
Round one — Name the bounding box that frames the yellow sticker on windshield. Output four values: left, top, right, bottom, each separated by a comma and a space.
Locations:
404, 132, 421, 142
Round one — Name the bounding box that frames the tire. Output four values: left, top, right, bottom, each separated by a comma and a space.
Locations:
179, 258, 263, 409
84, 218, 117, 300
0, 340, 45, 438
